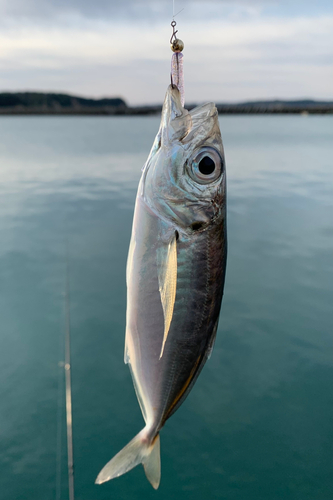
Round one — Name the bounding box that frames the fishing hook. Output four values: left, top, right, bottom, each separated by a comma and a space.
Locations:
170, 20, 178, 45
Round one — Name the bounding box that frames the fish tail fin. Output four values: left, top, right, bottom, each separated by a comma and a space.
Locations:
143, 434, 160, 488
95, 428, 161, 489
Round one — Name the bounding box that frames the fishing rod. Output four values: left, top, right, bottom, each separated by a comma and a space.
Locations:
64, 240, 75, 500
55, 241, 75, 500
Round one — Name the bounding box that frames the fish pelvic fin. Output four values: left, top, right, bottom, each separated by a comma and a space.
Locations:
158, 233, 177, 358
95, 428, 161, 490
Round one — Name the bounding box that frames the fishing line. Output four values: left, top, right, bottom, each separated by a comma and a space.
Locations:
172, 0, 184, 20
55, 337, 64, 500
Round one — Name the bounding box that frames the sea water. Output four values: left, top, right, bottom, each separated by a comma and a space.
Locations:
0, 115, 332, 500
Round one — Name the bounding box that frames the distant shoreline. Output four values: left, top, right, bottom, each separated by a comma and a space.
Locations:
0, 92, 332, 115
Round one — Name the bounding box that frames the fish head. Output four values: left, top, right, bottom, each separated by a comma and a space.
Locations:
142, 85, 226, 234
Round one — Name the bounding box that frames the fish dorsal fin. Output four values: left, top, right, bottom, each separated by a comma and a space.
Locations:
206, 320, 219, 360
157, 232, 178, 358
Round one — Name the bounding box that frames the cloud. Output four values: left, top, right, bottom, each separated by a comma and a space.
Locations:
1, 0, 332, 25
0, 1, 332, 103
0, 0, 259, 22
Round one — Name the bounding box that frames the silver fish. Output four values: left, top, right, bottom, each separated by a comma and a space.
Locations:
96, 84, 227, 489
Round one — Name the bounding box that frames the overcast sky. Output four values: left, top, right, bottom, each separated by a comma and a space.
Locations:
0, 0, 332, 104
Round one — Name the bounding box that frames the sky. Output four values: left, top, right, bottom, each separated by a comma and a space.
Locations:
0, 0, 332, 104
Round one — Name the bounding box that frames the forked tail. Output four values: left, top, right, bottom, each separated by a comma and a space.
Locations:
95, 428, 161, 489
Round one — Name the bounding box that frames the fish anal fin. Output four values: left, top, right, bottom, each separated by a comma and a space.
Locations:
124, 339, 130, 364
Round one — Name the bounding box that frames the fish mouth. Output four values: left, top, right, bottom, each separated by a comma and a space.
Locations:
160, 85, 191, 143
164, 84, 217, 119
161, 85, 219, 146
182, 103, 218, 146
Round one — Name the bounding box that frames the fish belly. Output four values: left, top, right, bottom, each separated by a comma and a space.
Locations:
125, 195, 226, 433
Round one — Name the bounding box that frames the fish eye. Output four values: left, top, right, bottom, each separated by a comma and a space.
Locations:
199, 156, 215, 175
189, 147, 223, 185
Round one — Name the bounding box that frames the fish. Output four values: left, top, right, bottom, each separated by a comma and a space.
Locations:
96, 84, 227, 489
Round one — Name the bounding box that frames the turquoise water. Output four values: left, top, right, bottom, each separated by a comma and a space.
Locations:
0, 115, 332, 500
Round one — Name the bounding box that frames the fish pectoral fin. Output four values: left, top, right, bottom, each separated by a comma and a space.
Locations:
157, 233, 178, 358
